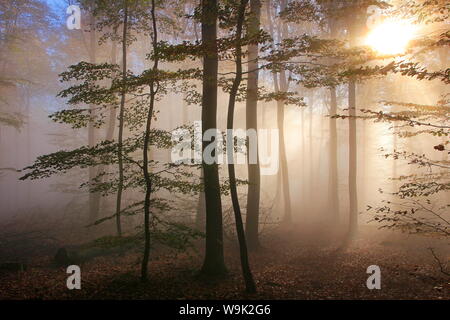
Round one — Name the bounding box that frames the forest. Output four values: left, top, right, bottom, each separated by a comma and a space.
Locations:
0, 0, 449, 302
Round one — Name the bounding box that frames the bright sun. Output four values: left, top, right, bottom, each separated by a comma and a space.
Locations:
365, 20, 417, 55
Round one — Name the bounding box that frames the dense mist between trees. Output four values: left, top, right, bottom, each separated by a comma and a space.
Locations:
0, 0, 448, 300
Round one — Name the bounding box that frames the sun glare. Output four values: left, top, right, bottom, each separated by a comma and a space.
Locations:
365, 20, 417, 55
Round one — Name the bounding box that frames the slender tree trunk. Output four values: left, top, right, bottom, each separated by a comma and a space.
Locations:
245, 0, 261, 250
316, 103, 326, 196
200, 0, 226, 276
141, 0, 158, 281
99, 28, 119, 216
106, 27, 118, 142
326, 9, 340, 228
346, 12, 359, 239
328, 87, 339, 225
265, 0, 281, 211
348, 79, 358, 238
277, 86, 292, 223
115, 2, 128, 237
88, 12, 101, 223
226, 0, 256, 293
300, 107, 306, 209
25, 85, 31, 205
279, 0, 292, 223
267, 0, 292, 224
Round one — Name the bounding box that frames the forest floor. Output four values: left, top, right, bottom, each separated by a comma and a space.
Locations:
0, 225, 449, 300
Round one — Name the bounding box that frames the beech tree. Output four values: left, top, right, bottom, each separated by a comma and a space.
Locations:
245, 0, 262, 250
21, 0, 206, 281
199, 0, 227, 277
223, 0, 257, 294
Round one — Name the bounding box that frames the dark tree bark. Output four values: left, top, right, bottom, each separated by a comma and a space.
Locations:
245, 0, 261, 250
141, 0, 158, 281
226, 0, 257, 294
200, 0, 227, 276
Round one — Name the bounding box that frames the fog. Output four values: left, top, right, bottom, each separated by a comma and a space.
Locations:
0, 0, 448, 301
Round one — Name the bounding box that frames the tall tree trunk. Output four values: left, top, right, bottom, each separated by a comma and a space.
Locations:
347, 12, 359, 239
327, 9, 339, 226
115, 2, 128, 237
348, 79, 358, 238
267, 0, 292, 224
316, 101, 326, 196
25, 85, 31, 205
226, 0, 256, 293
265, 0, 280, 211
200, 0, 226, 276
308, 92, 314, 203
277, 73, 292, 224
141, 0, 158, 281
245, 0, 261, 250
99, 28, 119, 217
106, 27, 119, 142
279, 0, 292, 223
300, 107, 306, 209
88, 12, 101, 223
328, 87, 339, 225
